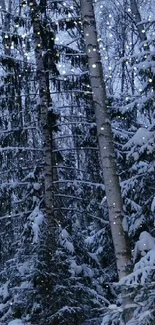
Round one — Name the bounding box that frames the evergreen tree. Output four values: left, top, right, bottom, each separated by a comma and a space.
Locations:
0, 1, 154, 325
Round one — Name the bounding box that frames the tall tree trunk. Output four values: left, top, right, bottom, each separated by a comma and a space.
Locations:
121, 0, 127, 93
30, 0, 58, 244
80, 0, 131, 280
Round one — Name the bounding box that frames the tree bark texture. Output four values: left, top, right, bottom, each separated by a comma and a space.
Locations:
30, 0, 57, 240
80, 0, 131, 280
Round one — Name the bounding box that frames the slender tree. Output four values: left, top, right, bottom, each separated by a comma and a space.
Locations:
80, 0, 131, 280
29, 0, 60, 246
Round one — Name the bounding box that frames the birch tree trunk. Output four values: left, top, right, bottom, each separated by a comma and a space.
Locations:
30, 0, 58, 244
80, 0, 131, 280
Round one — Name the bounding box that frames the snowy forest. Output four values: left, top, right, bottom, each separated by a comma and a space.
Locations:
0, 0, 154, 324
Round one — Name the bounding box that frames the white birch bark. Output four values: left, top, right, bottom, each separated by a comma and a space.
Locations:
80, 0, 131, 279
30, 1, 57, 235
